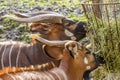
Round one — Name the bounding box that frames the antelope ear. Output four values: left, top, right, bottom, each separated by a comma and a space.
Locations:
65, 41, 79, 59
62, 18, 78, 30
64, 21, 79, 31
66, 23, 78, 31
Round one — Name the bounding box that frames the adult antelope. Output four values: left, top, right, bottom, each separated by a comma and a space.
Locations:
1, 11, 87, 68
0, 35, 104, 80
2, 11, 96, 80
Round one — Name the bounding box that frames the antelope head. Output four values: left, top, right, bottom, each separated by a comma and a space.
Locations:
31, 34, 105, 80
3, 11, 87, 41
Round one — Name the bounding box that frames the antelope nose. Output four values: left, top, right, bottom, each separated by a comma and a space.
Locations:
93, 54, 105, 66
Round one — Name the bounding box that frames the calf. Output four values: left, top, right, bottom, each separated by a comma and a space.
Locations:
0, 36, 104, 80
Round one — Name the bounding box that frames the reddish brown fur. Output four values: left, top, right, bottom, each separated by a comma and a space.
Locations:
0, 41, 96, 80
0, 62, 55, 76
0, 41, 60, 69
0, 23, 70, 69
0, 22, 87, 69
0, 21, 89, 79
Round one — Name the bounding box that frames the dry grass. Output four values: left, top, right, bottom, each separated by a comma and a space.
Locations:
88, 15, 120, 80
82, 3, 120, 79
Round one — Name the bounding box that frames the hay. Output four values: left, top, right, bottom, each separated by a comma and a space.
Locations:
88, 17, 120, 79
82, 3, 120, 80
89, 16, 120, 71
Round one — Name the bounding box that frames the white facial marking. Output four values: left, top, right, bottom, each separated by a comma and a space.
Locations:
73, 44, 78, 54
84, 57, 88, 64
64, 29, 74, 37
69, 46, 73, 51
86, 66, 91, 70
71, 36, 76, 40
64, 29, 76, 40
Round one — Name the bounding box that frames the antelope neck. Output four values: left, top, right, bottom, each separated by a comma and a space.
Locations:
59, 51, 84, 80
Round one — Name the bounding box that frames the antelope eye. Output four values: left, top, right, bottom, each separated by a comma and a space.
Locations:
86, 50, 91, 54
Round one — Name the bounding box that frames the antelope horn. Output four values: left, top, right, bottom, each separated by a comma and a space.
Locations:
13, 11, 60, 18
3, 14, 65, 23
30, 34, 70, 47
62, 18, 76, 23
12, 11, 31, 18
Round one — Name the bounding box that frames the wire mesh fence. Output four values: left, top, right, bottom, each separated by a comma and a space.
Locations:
82, 2, 120, 80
